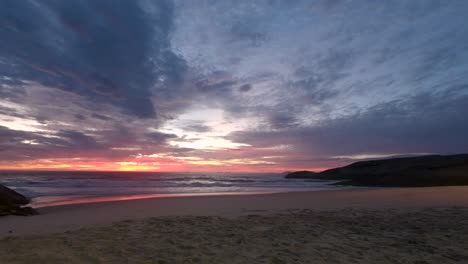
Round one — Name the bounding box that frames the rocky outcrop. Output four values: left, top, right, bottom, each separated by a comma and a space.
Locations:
286, 154, 468, 187
0, 185, 38, 216
285, 171, 317, 179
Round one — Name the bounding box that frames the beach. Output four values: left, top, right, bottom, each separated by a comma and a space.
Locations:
1, 187, 468, 263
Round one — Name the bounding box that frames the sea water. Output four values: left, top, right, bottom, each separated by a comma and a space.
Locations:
0, 171, 345, 207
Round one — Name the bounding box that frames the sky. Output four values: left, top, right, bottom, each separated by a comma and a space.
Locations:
0, 0, 467, 172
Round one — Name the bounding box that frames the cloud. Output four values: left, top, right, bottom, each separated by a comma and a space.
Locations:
179, 121, 213, 133
239, 84, 252, 92
266, 112, 299, 130
91, 113, 112, 121
0, 0, 186, 118
0, 125, 104, 160
228, 90, 468, 161
1, 0, 468, 170
145, 131, 178, 144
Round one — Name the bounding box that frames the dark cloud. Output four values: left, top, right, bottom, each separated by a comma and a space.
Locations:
57, 130, 99, 148
194, 71, 237, 96
230, 20, 267, 47
0, 126, 104, 160
180, 121, 212, 133
0, 0, 186, 118
267, 113, 298, 130
145, 131, 178, 144
91, 113, 112, 121
0, 124, 183, 162
74, 114, 86, 121
285, 49, 354, 105
0, 105, 26, 119
228, 91, 468, 158
239, 84, 252, 92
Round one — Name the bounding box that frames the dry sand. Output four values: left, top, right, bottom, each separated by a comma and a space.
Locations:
1, 187, 468, 263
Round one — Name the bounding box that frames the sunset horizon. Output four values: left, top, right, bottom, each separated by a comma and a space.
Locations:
1, 1, 468, 263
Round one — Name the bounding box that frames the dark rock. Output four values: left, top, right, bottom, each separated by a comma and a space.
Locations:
0, 184, 37, 216
12, 206, 39, 216
285, 171, 317, 179
0, 184, 29, 206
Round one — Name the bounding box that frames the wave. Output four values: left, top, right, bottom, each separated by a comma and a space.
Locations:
1, 171, 345, 207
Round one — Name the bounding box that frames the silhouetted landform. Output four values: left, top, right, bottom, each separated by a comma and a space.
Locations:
286, 154, 468, 187
0, 185, 37, 216
284, 171, 317, 179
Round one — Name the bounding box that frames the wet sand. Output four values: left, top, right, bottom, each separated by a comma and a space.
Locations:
1, 187, 468, 263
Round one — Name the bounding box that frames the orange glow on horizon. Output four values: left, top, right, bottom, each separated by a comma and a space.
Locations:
0, 147, 332, 173
0, 158, 330, 173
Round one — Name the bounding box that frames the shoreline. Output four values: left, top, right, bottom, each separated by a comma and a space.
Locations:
1, 186, 468, 238
31, 190, 282, 208
35, 186, 371, 212
30, 183, 355, 208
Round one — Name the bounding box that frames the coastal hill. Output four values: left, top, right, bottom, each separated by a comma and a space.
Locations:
285, 171, 317, 179
285, 154, 468, 187
0, 185, 37, 216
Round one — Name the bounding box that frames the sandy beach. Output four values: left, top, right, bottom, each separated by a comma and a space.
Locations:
1, 187, 468, 263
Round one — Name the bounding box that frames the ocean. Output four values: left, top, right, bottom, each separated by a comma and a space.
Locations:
0, 171, 345, 208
